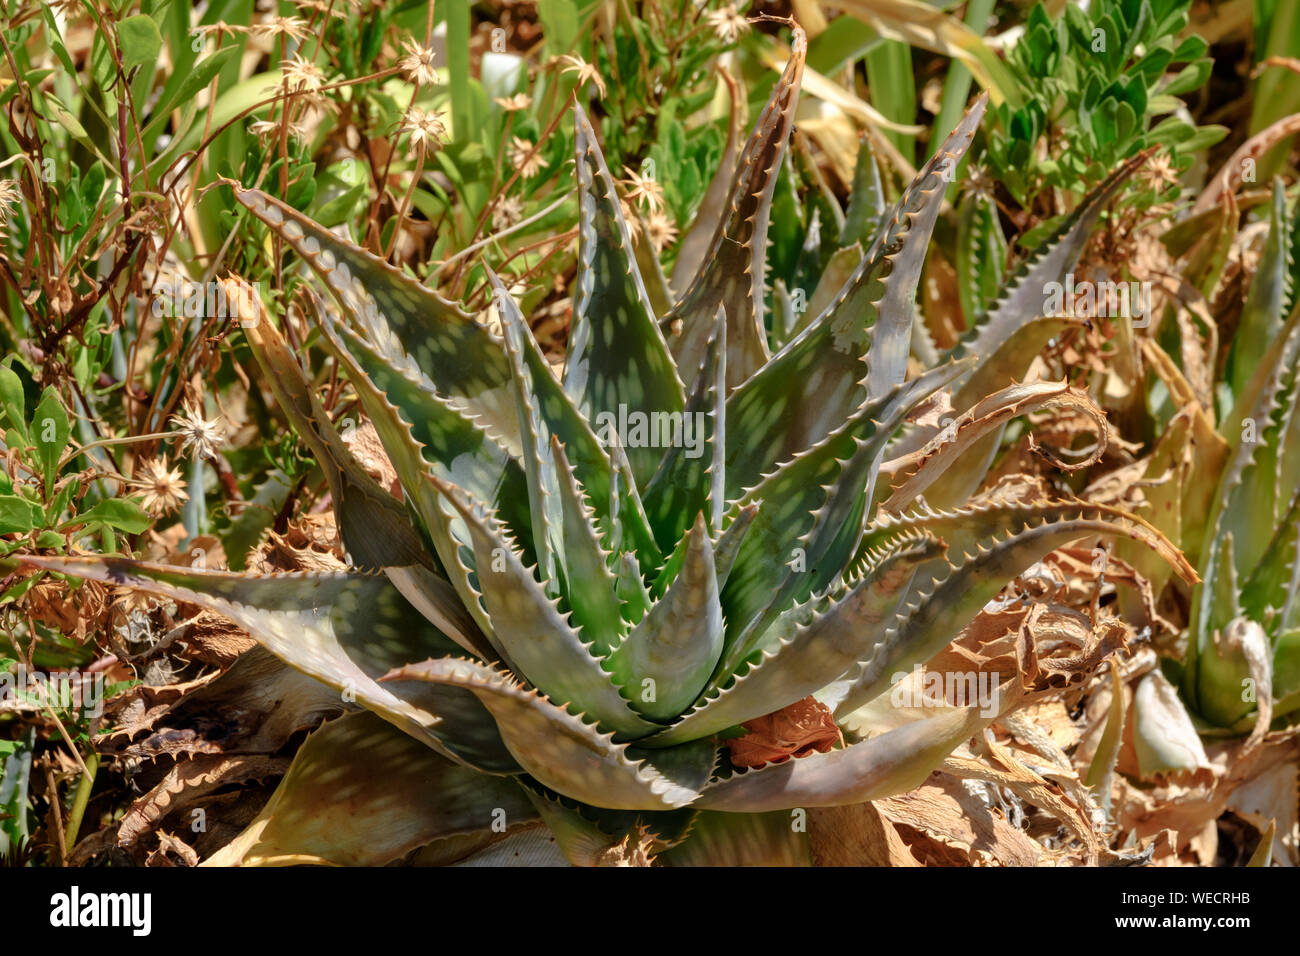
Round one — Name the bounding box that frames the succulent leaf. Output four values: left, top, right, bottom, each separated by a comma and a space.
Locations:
862, 94, 987, 400
22, 556, 518, 772
944, 150, 1150, 372
549, 437, 625, 655
615, 552, 654, 625
606, 514, 724, 721
384, 657, 716, 810
695, 706, 990, 811
883, 381, 1108, 513
316, 306, 520, 523
954, 190, 1007, 327
840, 135, 886, 248
1189, 302, 1300, 716
568, 104, 686, 486
207, 712, 537, 866
647, 532, 943, 748
425, 471, 658, 738
495, 269, 564, 596
1229, 179, 1292, 397
490, 276, 662, 564
641, 306, 726, 549
1240, 488, 1300, 629
241, 285, 431, 571
664, 31, 807, 388
829, 498, 1197, 717
520, 782, 695, 865
720, 360, 972, 667
230, 185, 519, 444
723, 95, 984, 492
915, 318, 1083, 508
656, 810, 812, 866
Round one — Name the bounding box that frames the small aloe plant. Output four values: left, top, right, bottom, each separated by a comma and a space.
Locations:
1176, 181, 1300, 734
26, 33, 1195, 864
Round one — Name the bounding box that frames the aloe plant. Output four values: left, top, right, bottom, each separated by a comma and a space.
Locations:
24, 33, 1195, 865
1177, 181, 1300, 732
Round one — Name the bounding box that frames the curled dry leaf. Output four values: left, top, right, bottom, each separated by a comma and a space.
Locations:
146, 830, 200, 867
103, 647, 343, 761
248, 513, 347, 574
19, 573, 110, 644
943, 737, 1102, 864
876, 774, 1044, 866
1131, 670, 1213, 780
1226, 759, 1299, 866
115, 754, 289, 851
807, 802, 921, 866
885, 382, 1109, 513
726, 696, 845, 768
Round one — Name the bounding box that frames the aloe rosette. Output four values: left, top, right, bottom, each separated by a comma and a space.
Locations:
28, 34, 1196, 864
1175, 181, 1300, 734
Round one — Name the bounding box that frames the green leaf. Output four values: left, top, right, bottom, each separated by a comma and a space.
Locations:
1230, 179, 1291, 397
0, 729, 34, 857
0, 496, 41, 535
946, 149, 1149, 373
664, 35, 807, 388
720, 360, 972, 666
492, 272, 567, 597
607, 515, 723, 721
210, 712, 538, 866
244, 292, 433, 571
0, 365, 26, 442
641, 307, 725, 550
31, 387, 70, 495
566, 105, 685, 486
650, 531, 942, 747
724, 96, 984, 495
69, 498, 150, 534
829, 496, 1197, 717
841, 134, 886, 247
425, 471, 659, 739
143, 47, 241, 142
23, 556, 516, 773
549, 438, 624, 657
118, 14, 162, 72
955, 191, 1006, 327
384, 657, 716, 811
229, 186, 520, 446
657, 810, 811, 866
697, 706, 990, 811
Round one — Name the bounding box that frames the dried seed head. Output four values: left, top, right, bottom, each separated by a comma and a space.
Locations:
492, 195, 525, 232
0, 179, 20, 235
495, 93, 533, 112
645, 209, 679, 252
620, 166, 665, 213
553, 55, 608, 98
704, 5, 750, 44
253, 15, 312, 42
508, 137, 549, 179
399, 107, 448, 153
170, 399, 226, 462
281, 54, 326, 93
132, 456, 189, 517
398, 37, 439, 87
